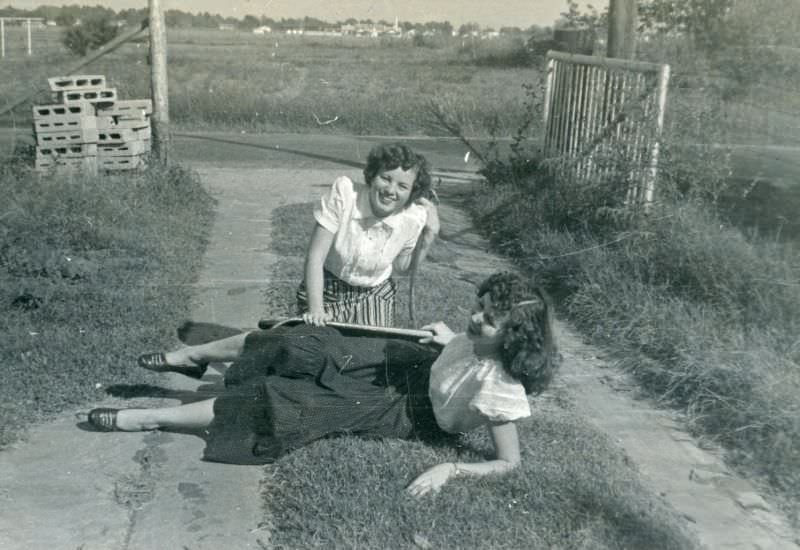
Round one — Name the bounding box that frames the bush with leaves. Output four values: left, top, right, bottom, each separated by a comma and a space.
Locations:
62, 17, 119, 57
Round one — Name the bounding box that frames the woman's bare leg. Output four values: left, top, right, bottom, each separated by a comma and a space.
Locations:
164, 333, 249, 365
115, 398, 216, 431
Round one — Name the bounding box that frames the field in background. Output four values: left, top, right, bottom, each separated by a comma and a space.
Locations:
0, 26, 536, 136
2, 25, 799, 147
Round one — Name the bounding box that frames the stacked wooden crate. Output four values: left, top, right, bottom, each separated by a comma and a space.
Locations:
33, 74, 152, 173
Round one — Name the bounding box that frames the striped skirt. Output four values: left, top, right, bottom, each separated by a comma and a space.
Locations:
296, 270, 397, 327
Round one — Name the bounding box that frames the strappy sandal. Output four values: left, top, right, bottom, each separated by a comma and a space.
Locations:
87, 408, 121, 431
137, 353, 208, 379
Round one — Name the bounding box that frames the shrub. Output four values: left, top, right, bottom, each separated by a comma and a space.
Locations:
62, 17, 119, 57
458, 35, 534, 67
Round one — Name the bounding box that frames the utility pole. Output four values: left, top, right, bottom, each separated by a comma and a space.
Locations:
149, 0, 170, 165
607, 0, 637, 59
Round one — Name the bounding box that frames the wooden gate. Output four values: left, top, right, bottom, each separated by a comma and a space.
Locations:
542, 50, 671, 204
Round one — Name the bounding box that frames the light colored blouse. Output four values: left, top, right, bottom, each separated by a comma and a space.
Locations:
429, 334, 531, 433
314, 176, 427, 287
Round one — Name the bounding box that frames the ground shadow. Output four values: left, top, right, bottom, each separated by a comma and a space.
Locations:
104, 379, 225, 401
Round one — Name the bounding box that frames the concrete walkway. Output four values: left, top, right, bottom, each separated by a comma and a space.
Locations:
0, 160, 358, 550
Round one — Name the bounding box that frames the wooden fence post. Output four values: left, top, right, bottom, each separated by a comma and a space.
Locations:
149, 0, 170, 165
607, 0, 637, 59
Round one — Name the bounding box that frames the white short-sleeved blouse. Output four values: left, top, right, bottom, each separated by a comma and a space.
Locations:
314, 176, 427, 287
428, 334, 531, 433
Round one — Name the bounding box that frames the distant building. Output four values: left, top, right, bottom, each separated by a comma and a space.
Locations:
304, 29, 340, 37
339, 22, 398, 38
218, 23, 235, 31
252, 25, 272, 34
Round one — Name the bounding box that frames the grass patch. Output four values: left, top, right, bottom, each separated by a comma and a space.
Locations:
264, 408, 695, 550
469, 162, 800, 522
0, 154, 215, 447
260, 199, 699, 549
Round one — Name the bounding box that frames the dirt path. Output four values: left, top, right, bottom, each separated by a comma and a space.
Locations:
0, 135, 797, 549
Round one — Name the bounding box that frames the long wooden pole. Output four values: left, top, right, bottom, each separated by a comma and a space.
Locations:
607, 0, 637, 59
1, 19, 5, 59
26, 18, 31, 56
149, 0, 170, 165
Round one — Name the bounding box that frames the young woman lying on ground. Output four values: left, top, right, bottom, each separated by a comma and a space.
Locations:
88, 271, 558, 496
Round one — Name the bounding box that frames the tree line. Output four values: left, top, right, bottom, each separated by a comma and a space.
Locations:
0, 5, 540, 36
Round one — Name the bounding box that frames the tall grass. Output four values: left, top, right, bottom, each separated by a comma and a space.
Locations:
469, 151, 800, 519
0, 154, 215, 447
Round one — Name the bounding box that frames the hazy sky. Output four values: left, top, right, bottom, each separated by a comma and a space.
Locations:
3, 1, 608, 27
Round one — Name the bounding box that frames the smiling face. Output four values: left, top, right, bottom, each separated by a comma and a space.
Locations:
466, 293, 508, 355
367, 166, 417, 218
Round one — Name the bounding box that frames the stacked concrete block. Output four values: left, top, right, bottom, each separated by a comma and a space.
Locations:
95, 100, 153, 170
33, 75, 152, 174
33, 101, 99, 174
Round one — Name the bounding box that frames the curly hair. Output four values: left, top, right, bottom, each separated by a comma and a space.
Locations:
362, 142, 434, 204
478, 272, 559, 395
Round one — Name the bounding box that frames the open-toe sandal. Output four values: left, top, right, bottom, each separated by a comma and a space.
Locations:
137, 353, 208, 379
87, 408, 121, 431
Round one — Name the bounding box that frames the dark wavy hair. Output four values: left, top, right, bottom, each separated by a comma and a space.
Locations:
478, 272, 559, 395
362, 142, 434, 204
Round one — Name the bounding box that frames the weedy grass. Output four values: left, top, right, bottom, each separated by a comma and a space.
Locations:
0, 154, 215, 447
470, 160, 800, 522
258, 199, 699, 550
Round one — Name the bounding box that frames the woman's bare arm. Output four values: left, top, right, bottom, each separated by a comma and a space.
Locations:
406, 421, 521, 497
302, 223, 335, 325
394, 198, 440, 274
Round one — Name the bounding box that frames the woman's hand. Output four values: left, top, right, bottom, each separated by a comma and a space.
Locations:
406, 463, 456, 497
416, 197, 440, 237
302, 310, 332, 326
419, 322, 456, 346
